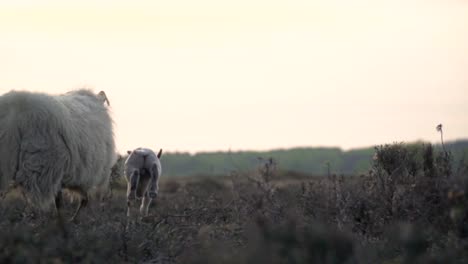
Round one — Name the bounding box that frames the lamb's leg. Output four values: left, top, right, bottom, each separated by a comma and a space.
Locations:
136, 174, 150, 216
70, 190, 88, 222
136, 172, 150, 200
127, 170, 141, 217
148, 164, 160, 199
140, 193, 152, 216
128, 170, 140, 200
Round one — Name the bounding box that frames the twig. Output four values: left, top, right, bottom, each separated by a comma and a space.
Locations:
162, 206, 208, 218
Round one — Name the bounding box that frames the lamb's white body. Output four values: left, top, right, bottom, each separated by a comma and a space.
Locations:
0, 89, 115, 218
125, 147, 162, 217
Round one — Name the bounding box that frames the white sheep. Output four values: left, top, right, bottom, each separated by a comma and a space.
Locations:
0, 89, 116, 220
124, 148, 162, 217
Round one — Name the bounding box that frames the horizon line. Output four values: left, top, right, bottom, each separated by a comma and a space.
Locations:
117, 137, 468, 156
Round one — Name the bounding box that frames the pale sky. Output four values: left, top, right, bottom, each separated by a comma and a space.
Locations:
1, 0, 467, 153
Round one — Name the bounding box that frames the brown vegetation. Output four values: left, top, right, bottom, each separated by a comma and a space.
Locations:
0, 143, 467, 263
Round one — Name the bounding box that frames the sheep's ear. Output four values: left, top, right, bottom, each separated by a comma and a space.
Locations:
157, 149, 163, 159
127, 150, 132, 155
97, 91, 110, 106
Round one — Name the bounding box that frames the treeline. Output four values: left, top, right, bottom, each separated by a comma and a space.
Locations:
141, 140, 468, 177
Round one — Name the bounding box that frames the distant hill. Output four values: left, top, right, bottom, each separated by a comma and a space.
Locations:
158, 140, 468, 177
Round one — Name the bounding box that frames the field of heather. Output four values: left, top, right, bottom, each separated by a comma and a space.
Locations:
1, 143, 467, 264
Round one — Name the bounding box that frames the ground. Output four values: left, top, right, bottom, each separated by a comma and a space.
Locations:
0, 169, 467, 263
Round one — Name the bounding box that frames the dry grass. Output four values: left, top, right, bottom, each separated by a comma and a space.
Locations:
0, 143, 467, 263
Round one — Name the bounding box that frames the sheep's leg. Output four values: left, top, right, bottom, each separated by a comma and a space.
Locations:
70, 197, 88, 222
54, 190, 68, 238
54, 190, 63, 217
126, 200, 132, 217
70, 190, 88, 222
148, 164, 159, 199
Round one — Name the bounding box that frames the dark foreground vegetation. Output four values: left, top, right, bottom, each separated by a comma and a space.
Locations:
1, 142, 468, 263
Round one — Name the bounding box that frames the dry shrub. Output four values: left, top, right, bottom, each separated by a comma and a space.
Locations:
0, 143, 467, 263
161, 180, 182, 194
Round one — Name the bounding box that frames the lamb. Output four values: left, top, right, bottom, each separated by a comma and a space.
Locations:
0, 89, 116, 220
124, 147, 162, 217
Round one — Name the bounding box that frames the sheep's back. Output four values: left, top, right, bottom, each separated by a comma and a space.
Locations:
58, 90, 116, 192
0, 91, 73, 208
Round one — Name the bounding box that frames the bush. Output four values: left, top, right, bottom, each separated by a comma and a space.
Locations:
1, 143, 467, 263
